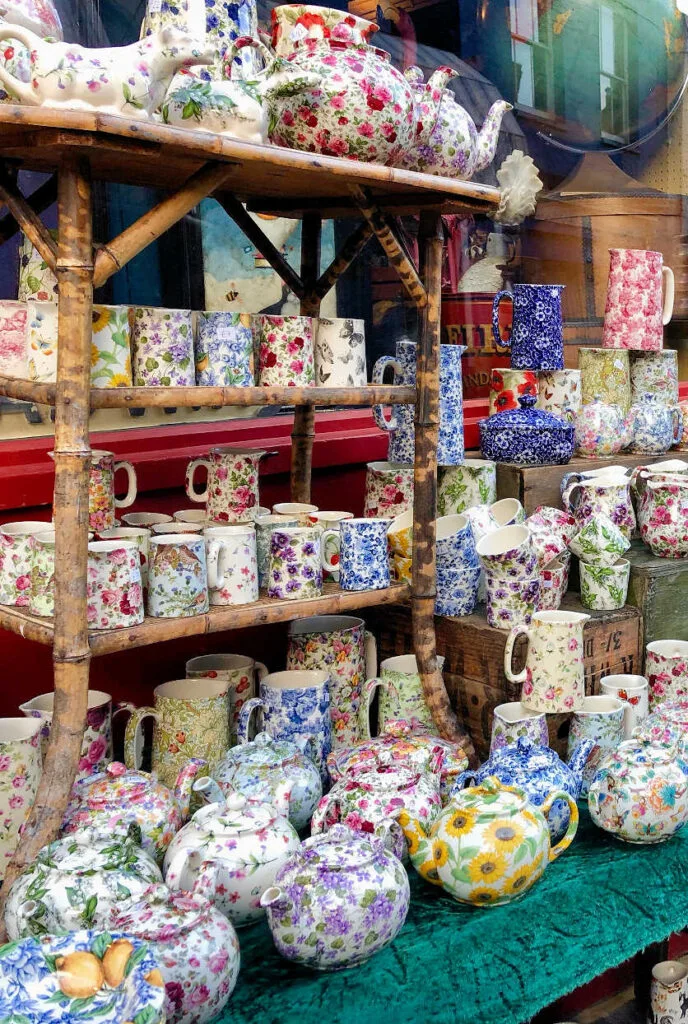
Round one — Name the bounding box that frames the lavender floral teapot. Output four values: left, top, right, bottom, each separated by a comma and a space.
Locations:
399, 66, 512, 179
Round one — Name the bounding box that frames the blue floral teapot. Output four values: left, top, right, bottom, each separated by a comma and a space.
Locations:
453, 736, 593, 842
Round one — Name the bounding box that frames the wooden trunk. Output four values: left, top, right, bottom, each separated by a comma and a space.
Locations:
627, 541, 688, 649
368, 596, 643, 761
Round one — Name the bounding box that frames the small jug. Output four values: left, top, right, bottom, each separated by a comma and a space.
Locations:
602, 248, 674, 351
505, 610, 590, 714
492, 284, 565, 370
186, 446, 269, 523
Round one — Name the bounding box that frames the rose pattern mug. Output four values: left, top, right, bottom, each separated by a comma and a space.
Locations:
205, 524, 259, 606
131, 306, 195, 386
579, 347, 632, 413
195, 310, 254, 387
186, 446, 266, 523
485, 573, 540, 630
602, 248, 674, 351
86, 540, 144, 630
489, 701, 549, 754
147, 534, 209, 618
98, 527, 151, 587
0, 718, 42, 881
79, 448, 137, 534
525, 506, 578, 568
0, 521, 52, 606
536, 369, 582, 425
314, 317, 366, 387
363, 461, 413, 518
90, 304, 133, 388
580, 558, 630, 611
539, 554, 570, 611
186, 653, 268, 747
322, 518, 390, 591
20, 688, 115, 782
646, 640, 688, 711
268, 525, 323, 599
0, 301, 27, 377
600, 674, 649, 739
257, 314, 315, 387
437, 459, 497, 516
489, 368, 537, 416
630, 349, 679, 406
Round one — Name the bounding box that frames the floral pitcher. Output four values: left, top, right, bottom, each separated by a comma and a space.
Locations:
505, 610, 590, 714
602, 248, 675, 351
186, 446, 269, 523
562, 474, 635, 539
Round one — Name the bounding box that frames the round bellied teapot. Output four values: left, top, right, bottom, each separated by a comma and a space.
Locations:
626, 393, 682, 456
575, 398, 629, 458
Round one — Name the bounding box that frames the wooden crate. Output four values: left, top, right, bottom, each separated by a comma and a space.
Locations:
627, 540, 688, 649
367, 594, 643, 762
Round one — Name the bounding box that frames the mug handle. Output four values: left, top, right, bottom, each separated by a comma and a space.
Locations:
492, 290, 513, 349
357, 677, 383, 740
254, 661, 269, 682
372, 356, 402, 433
560, 480, 581, 514
662, 265, 675, 325
320, 529, 340, 572
123, 706, 160, 770
113, 461, 137, 509
503, 623, 532, 686
559, 471, 580, 499
629, 465, 650, 497
364, 631, 377, 680
237, 697, 265, 744
186, 458, 211, 503
542, 790, 579, 862
206, 539, 221, 590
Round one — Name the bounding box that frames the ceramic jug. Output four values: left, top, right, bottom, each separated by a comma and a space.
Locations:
490, 701, 549, 753
186, 653, 268, 747
630, 349, 679, 406
630, 462, 688, 536
0, 718, 42, 881
49, 449, 137, 534
19, 689, 114, 782
602, 248, 674, 351
186, 446, 269, 523
578, 347, 632, 413
360, 653, 442, 736
646, 640, 688, 709
492, 284, 565, 370
626, 393, 682, 455
562, 474, 635, 538
639, 479, 688, 558
505, 610, 590, 714
566, 695, 625, 797
649, 961, 688, 1024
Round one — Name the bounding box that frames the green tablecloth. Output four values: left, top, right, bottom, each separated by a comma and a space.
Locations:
219, 809, 688, 1024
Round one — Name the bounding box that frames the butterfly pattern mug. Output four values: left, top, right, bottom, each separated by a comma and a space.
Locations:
314, 317, 366, 387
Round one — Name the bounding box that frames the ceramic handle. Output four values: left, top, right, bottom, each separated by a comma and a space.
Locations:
185, 459, 211, 503
237, 697, 265, 744
559, 472, 581, 499
491, 290, 513, 350
629, 465, 650, 497
0, 26, 35, 104
541, 790, 579, 862
662, 265, 675, 325
320, 529, 340, 572
372, 356, 403, 433
310, 792, 341, 834
560, 481, 581, 514
357, 676, 394, 740
449, 770, 477, 799
672, 406, 684, 445
223, 35, 274, 76
113, 460, 137, 509
123, 706, 160, 771
503, 624, 531, 686
364, 631, 377, 680
206, 539, 222, 590
254, 661, 269, 682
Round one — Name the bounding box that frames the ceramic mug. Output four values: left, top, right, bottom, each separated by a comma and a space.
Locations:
568, 515, 630, 567
490, 702, 549, 753
492, 284, 565, 370
488, 368, 537, 415
490, 498, 525, 528
204, 524, 258, 606
649, 962, 688, 1024
186, 653, 268, 746
0, 521, 53, 606
147, 534, 209, 618
437, 459, 497, 516
0, 718, 42, 881
131, 306, 195, 386
186, 446, 267, 523
257, 314, 315, 387
86, 540, 145, 630
286, 615, 377, 749
19, 689, 114, 781
29, 531, 56, 617
567, 695, 625, 797
525, 506, 578, 568
97, 527, 150, 587
272, 502, 319, 525
124, 677, 230, 788
322, 518, 390, 592
173, 510, 207, 525
578, 347, 632, 413
90, 304, 133, 388
314, 317, 366, 387
476, 525, 538, 580
122, 512, 173, 528
27, 300, 58, 382
630, 349, 679, 406
360, 654, 441, 736
602, 248, 674, 351
363, 462, 413, 519
151, 521, 204, 535
600, 674, 649, 739
18, 230, 58, 302
435, 513, 480, 617
506, 609, 590, 714
485, 572, 541, 630
538, 554, 570, 612
195, 311, 254, 387
256, 515, 298, 589
238, 669, 332, 782
308, 510, 354, 582
646, 640, 688, 710
560, 464, 630, 497
267, 525, 323, 599
536, 369, 582, 425
0, 300, 28, 377
580, 558, 630, 611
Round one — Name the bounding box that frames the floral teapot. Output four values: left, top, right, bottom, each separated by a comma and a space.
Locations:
626, 393, 682, 456
575, 398, 629, 458
399, 66, 512, 179
261, 825, 409, 970
0, 25, 212, 119
163, 788, 300, 927
61, 759, 205, 864
4, 831, 162, 941
455, 737, 593, 843
588, 735, 688, 843
400, 775, 578, 907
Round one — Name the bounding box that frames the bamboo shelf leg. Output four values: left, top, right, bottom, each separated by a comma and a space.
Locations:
0, 158, 94, 921
291, 212, 321, 503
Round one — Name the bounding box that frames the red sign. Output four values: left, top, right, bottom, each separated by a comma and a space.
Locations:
441, 291, 512, 399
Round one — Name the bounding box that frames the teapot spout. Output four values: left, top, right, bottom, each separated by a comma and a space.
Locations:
416, 66, 458, 146
174, 757, 207, 821
474, 100, 513, 174
193, 776, 225, 806
260, 885, 293, 913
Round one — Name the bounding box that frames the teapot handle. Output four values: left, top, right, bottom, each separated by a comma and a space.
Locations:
503, 623, 532, 687
310, 792, 341, 834
372, 356, 403, 433
491, 290, 513, 350
448, 770, 477, 799
224, 35, 275, 77
672, 405, 684, 446
123, 706, 160, 771
0, 26, 36, 105
629, 465, 650, 497
541, 790, 579, 862
237, 697, 265, 745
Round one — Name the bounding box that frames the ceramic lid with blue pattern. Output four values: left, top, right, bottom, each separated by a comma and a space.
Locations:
480, 394, 571, 435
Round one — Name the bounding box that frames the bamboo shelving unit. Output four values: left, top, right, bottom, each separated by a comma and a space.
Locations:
0, 106, 500, 909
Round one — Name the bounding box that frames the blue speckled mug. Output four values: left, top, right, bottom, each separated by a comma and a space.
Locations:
322, 518, 390, 592
492, 284, 565, 371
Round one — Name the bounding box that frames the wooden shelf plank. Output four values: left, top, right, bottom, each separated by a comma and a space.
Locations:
0, 582, 410, 656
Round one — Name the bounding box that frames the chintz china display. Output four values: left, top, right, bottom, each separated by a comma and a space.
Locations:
314, 317, 367, 386
256, 515, 298, 588
476, 524, 537, 579
626, 393, 682, 455
578, 348, 631, 413
0, 718, 42, 880
492, 284, 565, 370
142, 0, 257, 67
186, 446, 267, 524
525, 506, 578, 567
205, 524, 258, 606
309, 510, 353, 582
600, 674, 649, 739
506, 610, 590, 713
437, 459, 497, 516
323, 518, 390, 592
485, 572, 540, 629
479, 394, 574, 466
361, 653, 441, 736
539, 554, 570, 611
580, 558, 630, 611
4, 832, 162, 940
81, 449, 137, 534
86, 540, 144, 630
363, 461, 413, 518
435, 513, 480, 617
649, 961, 688, 1024
458, 737, 591, 842
630, 349, 679, 406
0, 520, 52, 605
588, 736, 688, 843
286, 615, 376, 749
186, 653, 267, 746
488, 368, 538, 415
270, 4, 377, 55
602, 248, 675, 351
267, 525, 323, 599
110, 886, 240, 1024
646, 640, 688, 710
205, 730, 322, 831
90, 305, 133, 388
257, 314, 315, 386
574, 398, 628, 458
261, 825, 410, 970
400, 775, 578, 907
124, 678, 230, 791
238, 669, 332, 781
536, 369, 582, 425
567, 696, 625, 797
399, 64, 511, 179
62, 759, 205, 863
19, 689, 114, 781
568, 514, 630, 568
123, 512, 172, 528
163, 790, 300, 927
490, 701, 549, 754
272, 502, 319, 523
563, 472, 635, 539
131, 305, 195, 386
29, 530, 55, 617
98, 528, 150, 587
147, 534, 209, 618
195, 311, 253, 386
0, 300, 27, 376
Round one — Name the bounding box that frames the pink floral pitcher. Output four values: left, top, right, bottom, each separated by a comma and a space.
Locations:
602, 248, 674, 350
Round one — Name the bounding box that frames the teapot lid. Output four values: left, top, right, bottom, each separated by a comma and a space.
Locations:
223, 731, 304, 771
614, 736, 677, 764
455, 775, 529, 815
489, 737, 567, 774
84, 762, 170, 809
192, 791, 281, 834
480, 394, 571, 435
341, 765, 426, 791
34, 831, 154, 874
329, 727, 455, 777
110, 885, 216, 941
296, 825, 384, 869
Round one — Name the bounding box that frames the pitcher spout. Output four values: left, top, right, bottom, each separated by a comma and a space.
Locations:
474, 100, 512, 174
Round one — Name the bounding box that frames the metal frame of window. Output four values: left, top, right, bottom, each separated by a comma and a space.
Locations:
599, 1, 630, 143
510, 0, 554, 115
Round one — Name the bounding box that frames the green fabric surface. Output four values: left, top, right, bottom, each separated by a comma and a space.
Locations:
218, 808, 688, 1024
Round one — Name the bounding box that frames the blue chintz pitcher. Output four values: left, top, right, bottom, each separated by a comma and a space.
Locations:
372, 340, 466, 466
492, 284, 565, 370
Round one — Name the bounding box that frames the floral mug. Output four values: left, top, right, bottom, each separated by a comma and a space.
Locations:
257, 314, 315, 387
205, 524, 259, 606
19, 689, 116, 783
147, 534, 209, 618
195, 311, 254, 387
322, 518, 390, 592
97, 527, 150, 588
488, 368, 537, 416
646, 640, 688, 711
268, 525, 323, 600
363, 462, 413, 518
186, 653, 268, 747
0, 718, 42, 881
86, 540, 145, 630
131, 306, 195, 386
186, 446, 267, 524
0, 521, 53, 606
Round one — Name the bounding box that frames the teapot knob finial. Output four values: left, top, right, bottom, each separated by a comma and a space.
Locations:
106, 762, 127, 778
226, 792, 248, 813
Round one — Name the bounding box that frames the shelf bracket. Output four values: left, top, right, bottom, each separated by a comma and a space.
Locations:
216, 193, 305, 299
0, 164, 58, 273
314, 220, 374, 301
0, 172, 57, 248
